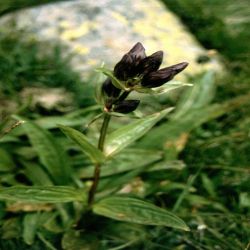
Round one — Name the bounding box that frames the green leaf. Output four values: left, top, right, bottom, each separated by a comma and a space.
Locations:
36, 106, 100, 130
23, 213, 40, 245
104, 108, 173, 157
62, 230, 99, 250
96, 67, 126, 90
240, 193, 250, 208
93, 196, 189, 231
10, 106, 100, 136
78, 149, 162, 178
0, 186, 86, 203
59, 125, 105, 164
201, 173, 216, 198
146, 160, 186, 172
1, 218, 21, 239
138, 92, 250, 149
21, 121, 71, 185
135, 81, 192, 94
137, 72, 215, 149
40, 212, 65, 233
21, 160, 53, 186
172, 71, 215, 120
97, 160, 185, 193
0, 134, 19, 143
0, 148, 15, 171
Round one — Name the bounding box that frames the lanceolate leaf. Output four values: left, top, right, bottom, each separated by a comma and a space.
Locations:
78, 149, 162, 178
11, 106, 100, 135
104, 108, 173, 157
172, 71, 215, 120
0, 186, 86, 203
22, 121, 71, 185
59, 125, 105, 164
93, 196, 189, 231
23, 213, 40, 245
135, 81, 192, 94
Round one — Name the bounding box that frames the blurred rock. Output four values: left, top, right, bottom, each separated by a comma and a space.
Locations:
20, 87, 74, 110
0, 0, 223, 78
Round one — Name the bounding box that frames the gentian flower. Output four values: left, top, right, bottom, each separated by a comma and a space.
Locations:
113, 100, 140, 114
100, 42, 188, 114
141, 62, 188, 88
114, 42, 146, 81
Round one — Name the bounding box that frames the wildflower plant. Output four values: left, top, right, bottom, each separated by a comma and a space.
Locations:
0, 43, 191, 240
89, 42, 188, 205
58, 43, 190, 230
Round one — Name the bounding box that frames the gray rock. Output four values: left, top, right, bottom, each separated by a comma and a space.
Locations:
0, 0, 223, 78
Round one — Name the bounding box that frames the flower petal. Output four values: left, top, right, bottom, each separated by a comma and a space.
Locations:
141, 62, 188, 88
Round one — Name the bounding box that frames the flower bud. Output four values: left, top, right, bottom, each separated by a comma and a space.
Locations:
137, 51, 163, 75
141, 62, 188, 88
114, 54, 134, 81
114, 42, 146, 81
113, 100, 140, 114
102, 78, 121, 98
129, 42, 146, 66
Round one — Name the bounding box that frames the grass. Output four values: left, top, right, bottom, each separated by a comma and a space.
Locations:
159, 0, 250, 249
164, 0, 250, 62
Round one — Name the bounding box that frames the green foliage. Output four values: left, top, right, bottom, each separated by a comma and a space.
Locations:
22, 121, 72, 185
0, 2, 250, 248
164, 0, 250, 66
93, 196, 189, 230
23, 213, 40, 245
0, 186, 86, 203
156, 1, 250, 249
104, 107, 173, 157
0, 148, 15, 171
78, 149, 163, 178
1, 65, 248, 248
0, 25, 194, 249
59, 125, 105, 164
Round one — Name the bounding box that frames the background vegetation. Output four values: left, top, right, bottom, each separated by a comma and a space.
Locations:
0, 0, 65, 16
0, 0, 249, 249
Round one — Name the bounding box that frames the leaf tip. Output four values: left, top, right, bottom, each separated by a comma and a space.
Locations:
183, 224, 191, 232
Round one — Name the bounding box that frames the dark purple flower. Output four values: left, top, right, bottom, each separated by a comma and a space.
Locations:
113, 100, 140, 114
141, 62, 189, 88
129, 42, 147, 65
102, 78, 121, 98
114, 42, 146, 80
137, 51, 163, 75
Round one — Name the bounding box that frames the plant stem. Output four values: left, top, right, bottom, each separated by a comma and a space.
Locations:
98, 113, 111, 151
87, 90, 130, 206
88, 113, 111, 206
115, 90, 131, 103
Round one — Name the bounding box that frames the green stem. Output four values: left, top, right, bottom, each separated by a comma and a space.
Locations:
98, 114, 111, 151
88, 113, 111, 206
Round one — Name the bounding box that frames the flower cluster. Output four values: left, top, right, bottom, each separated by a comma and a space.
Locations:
101, 42, 188, 114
